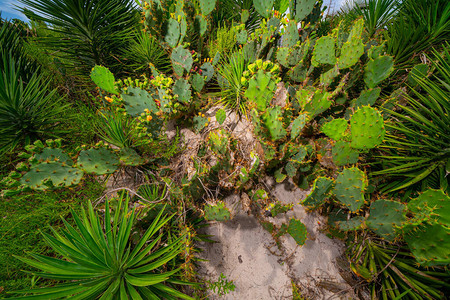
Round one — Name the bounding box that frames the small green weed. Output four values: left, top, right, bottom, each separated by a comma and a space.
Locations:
207, 273, 236, 296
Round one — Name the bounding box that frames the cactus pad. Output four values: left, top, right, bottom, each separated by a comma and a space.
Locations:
321, 118, 348, 141
191, 73, 205, 92
312, 35, 336, 66
236, 29, 248, 44
90, 65, 117, 94
171, 46, 193, 77
173, 78, 191, 103
290, 113, 307, 139
337, 19, 364, 69
274, 168, 287, 183
337, 216, 365, 231
244, 69, 277, 112
302, 176, 333, 208
283, 21, 299, 48
262, 107, 287, 141
122, 87, 158, 117
165, 18, 180, 48
350, 106, 385, 150
200, 62, 214, 82
208, 129, 229, 156
77, 148, 119, 175
33, 148, 72, 165
204, 201, 231, 221
119, 148, 145, 166
333, 167, 367, 212
253, 0, 273, 18
364, 55, 394, 89
20, 162, 83, 190
354, 88, 381, 109
287, 218, 307, 246
199, 0, 217, 15
303, 89, 332, 119
404, 223, 450, 266
366, 199, 406, 241
193, 115, 208, 133
332, 141, 359, 166
292, 0, 316, 22
215, 108, 226, 125
407, 189, 450, 226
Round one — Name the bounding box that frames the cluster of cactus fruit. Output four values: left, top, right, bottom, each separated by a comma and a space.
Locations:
0, 140, 146, 197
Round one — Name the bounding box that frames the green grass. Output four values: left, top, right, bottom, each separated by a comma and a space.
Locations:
0, 179, 104, 297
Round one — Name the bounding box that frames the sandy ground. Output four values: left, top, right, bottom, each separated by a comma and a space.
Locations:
196, 180, 356, 300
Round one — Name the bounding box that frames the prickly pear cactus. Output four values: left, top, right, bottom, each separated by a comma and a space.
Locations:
302, 176, 334, 208
350, 106, 385, 150
302, 89, 332, 119
199, 0, 217, 15
321, 118, 348, 141
312, 35, 336, 66
354, 88, 381, 109
407, 189, 450, 226
33, 148, 72, 165
215, 108, 226, 125
191, 73, 205, 92
119, 148, 145, 166
291, 0, 316, 22
21, 162, 83, 190
336, 216, 365, 231
165, 18, 180, 48
404, 223, 450, 267
173, 78, 191, 103
200, 62, 214, 82
364, 55, 394, 89
122, 87, 158, 117
253, 0, 273, 18
337, 18, 364, 69
333, 167, 367, 213
332, 141, 359, 166
366, 199, 406, 241
287, 218, 307, 246
77, 148, 119, 175
204, 201, 231, 221
283, 21, 299, 48
290, 113, 307, 139
262, 107, 287, 141
244, 68, 278, 112
90, 65, 117, 94
193, 114, 209, 133
171, 46, 193, 77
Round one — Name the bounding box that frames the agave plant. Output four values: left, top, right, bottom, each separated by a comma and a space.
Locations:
10, 196, 193, 299
373, 44, 450, 193
0, 53, 67, 155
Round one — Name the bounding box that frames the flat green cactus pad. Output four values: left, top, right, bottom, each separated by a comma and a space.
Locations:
321, 118, 348, 141
366, 199, 406, 241
122, 86, 158, 117
33, 148, 72, 165
292, 0, 316, 22
191, 73, 205, 92
290, 113, 307, 139
333, 167, 367, 213
350, 106, 385, 150
312, 35, 336, 66
21, 162, 83, 190
200, 62, 214, 82
173, 78, 191, 103
332, 141, 359, 166
165, 18, 180, 48
354, 88, 381, 109
262, 107, 287, 141
408, 189, 450, 226
215, 109, 226, 125
404, 223, 450, 267
245, 69, 277, 112
77, 148, 119, 175
253, 0, 273, 18
337, 216, 365, 231
199, 0, 217, 15
364, 55, 394, 89
303, 176, 333, 208
171, 46, 193, 77
90, 65, 117, 94
119, 148, 145, 166
287, 218, 307, 246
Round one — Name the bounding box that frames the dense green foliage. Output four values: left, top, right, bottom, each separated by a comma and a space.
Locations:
1, 0, 449, 298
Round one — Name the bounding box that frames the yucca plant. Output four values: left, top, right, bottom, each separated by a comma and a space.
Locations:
386, 0, 450, 68
373, 45, 450, 194
18, 0, 140, 73
216, 50, 248, 116
0, 53, 67, 155
10, 196, 194, 299
340, 0, 400, 37
123, 31, 171, 76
